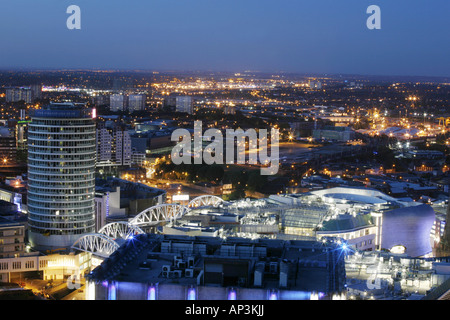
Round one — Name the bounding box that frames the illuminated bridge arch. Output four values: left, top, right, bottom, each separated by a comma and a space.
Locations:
129, 204, 188, 227
188, 195, 225, 208
71, 233, 120, 258
98, 222, 145, 241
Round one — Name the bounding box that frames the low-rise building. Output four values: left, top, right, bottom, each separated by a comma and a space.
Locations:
85, 234, 347, 300
0, 216, 25, 259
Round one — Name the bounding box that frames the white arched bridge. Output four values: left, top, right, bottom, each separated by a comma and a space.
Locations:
98, 221, 145, 240
71, 196, 225, 258
188, 195, 225, 208
71, 233, 121, 259
129, 203, 188, 227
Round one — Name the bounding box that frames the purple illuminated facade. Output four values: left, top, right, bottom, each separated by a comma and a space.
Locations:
381, 204, 435, 257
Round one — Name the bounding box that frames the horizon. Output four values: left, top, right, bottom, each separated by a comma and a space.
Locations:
0, 67, 449, 83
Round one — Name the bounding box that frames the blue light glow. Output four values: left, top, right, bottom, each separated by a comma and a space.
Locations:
228, 289, 237, 300
187, 287, 196, 300
269, 291, 278, 300
280, 291, 311, 300
108, 282, 117, 300
148, 285, 156, 300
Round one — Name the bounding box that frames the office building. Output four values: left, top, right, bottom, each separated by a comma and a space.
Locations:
27, 103, 96, 251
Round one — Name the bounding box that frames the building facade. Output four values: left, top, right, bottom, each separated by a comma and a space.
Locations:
27, 103, 96, 250
109, 94, 125, 112
127, 94, 146, 112
5, 87, 32, 104
96, 120, 132, 167
0, 217, 25, 259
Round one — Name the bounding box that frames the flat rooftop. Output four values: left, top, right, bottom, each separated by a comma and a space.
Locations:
87, 234, 346, 293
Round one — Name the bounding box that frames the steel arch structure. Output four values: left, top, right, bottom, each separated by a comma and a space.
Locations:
71, 233, 120, 258
188, 195, 224, 208
129, 203, 188, 227
98, 221, 145, 240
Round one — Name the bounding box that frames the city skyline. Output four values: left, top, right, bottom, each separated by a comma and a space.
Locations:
0, 0, 449, 303
0, 1, 449, 78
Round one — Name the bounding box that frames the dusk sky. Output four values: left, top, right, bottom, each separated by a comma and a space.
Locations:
0, 0, 449, 77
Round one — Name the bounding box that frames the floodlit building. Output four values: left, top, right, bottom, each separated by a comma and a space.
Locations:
0, 250, 91, 283
306, 187, 435, 257
27, 103, 96, 251
85, 234, 347, 300
193, 187, 436, 258
94, 186, 124, 232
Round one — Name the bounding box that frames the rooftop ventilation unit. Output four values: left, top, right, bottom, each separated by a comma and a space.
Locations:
185, 268, 194, 278
174, 258, 183, 267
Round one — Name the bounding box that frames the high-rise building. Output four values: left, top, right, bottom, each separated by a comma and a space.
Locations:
0, 124, 16, 164
175, 96, 193, 114
5, 87, 32, 104
27, 103, 96, 251
96, 120, 132, 167
30, 84, 42, 101
109, 94, 125, 112
127, 94, 146, 112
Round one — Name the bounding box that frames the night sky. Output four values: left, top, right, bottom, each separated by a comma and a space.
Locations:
0, 0, 449, 77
